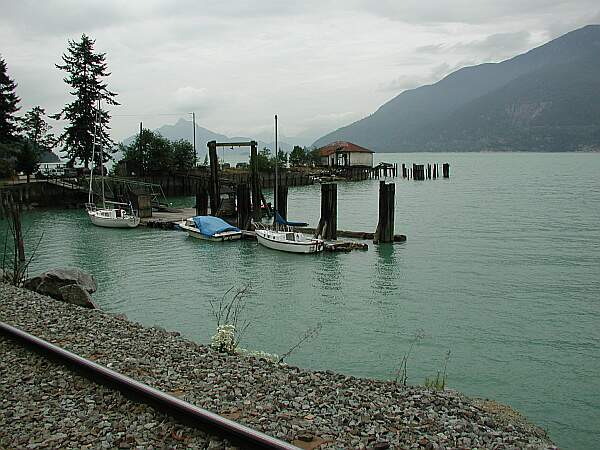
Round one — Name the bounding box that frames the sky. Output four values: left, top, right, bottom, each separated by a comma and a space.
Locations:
1, 0, 599, 145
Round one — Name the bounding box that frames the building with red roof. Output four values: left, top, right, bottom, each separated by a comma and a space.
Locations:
316, 141, 374, 167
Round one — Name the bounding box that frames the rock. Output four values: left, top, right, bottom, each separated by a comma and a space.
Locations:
58, 285, 98, 309
24, 268, 97, 296
23, 268, 98, 308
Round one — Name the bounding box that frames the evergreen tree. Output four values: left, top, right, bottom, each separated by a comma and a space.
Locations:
15, 140, 40, 183
122, 129, 174, 175
171, 139, 196, 171
289, 145, 305, 166
0, 56, 20, 144
19, 106, 55, 151
276, 149, 288, 167
52, 34, 118, 168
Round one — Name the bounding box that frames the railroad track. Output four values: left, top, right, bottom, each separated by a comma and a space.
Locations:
0, 321, 298, 450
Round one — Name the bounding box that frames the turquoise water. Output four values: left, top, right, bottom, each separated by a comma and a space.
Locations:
5, 153, 599, 449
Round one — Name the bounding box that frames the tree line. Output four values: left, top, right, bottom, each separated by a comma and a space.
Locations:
118, 129, 196, 175
1, 34, 324, 182
0, 34, 117, 181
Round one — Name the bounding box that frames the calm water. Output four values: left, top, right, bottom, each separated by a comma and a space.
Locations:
6, 153, 600, 449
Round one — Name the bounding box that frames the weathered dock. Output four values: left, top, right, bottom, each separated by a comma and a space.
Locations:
139, 208, 196, 229
296, 227, 406, 242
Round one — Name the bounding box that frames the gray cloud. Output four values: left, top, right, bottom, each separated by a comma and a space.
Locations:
1, 0, 598, 143
358, 0, 598, 25
417, 31, 534, 60
378, 60, 474, 94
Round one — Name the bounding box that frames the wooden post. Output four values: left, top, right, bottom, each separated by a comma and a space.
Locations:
133, 194, 152, 218
207, 141, 220, 215
250, 141, 261, 220
196, 185, 209, 216
236, 183, 251, 230
374, 181, 395, 243
317, 183, 337, 240
276, 183, 288, 220
443, 163, 450, 178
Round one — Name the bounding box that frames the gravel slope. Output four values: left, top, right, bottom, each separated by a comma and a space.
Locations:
0, 283, 556, 449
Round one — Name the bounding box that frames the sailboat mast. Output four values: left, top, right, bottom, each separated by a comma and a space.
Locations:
274, 114, 278, 228
98, 98, 106, 208
88, 99, 100, 204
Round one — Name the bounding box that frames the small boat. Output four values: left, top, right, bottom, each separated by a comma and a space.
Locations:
178, 215, 242, 242
254, 115, 324, 254
86, 202, 141, 228
85, 98, 140, 229
255, 224, 324, 254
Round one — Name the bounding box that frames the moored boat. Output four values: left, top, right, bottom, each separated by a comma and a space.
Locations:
254, 115, 324, 254
85, 98, 140, 229
178, 216, 242, 242
255, 225, 324, 254
86, 202, 141, 228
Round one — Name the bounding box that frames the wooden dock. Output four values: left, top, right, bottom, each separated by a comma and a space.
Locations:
139, 208, 196, 229
296, 227, 406, 242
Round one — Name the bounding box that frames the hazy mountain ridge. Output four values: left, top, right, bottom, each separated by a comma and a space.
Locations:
313, 24, 600, 152
121, 119, 297, 158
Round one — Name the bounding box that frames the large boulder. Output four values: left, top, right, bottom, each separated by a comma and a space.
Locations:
23, 268, 98, 309
58, 284, 98, 309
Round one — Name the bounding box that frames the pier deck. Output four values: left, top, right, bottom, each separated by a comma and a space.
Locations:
139, 208, 196, 228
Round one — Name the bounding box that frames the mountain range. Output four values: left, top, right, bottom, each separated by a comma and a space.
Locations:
121, 119, 301, 158
313, 24, 600, 152
121, 25, 600, 154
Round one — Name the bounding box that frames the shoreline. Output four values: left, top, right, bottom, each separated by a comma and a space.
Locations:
0, 283, 556, 449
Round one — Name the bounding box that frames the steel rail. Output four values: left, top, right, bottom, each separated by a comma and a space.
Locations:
0, 321, 298, 450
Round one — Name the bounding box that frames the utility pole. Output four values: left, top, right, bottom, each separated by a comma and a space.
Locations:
139, 121, 143, 176
192, 112, 197, 166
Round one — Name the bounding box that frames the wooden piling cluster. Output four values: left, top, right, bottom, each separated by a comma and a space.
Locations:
396, 162, 450, 180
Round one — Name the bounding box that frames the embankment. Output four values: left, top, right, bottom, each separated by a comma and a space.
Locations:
0, 283, 556, 449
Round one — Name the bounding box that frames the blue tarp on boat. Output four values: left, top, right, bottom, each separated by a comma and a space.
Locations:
274, 212, 308, 227
192, 216, 240, 237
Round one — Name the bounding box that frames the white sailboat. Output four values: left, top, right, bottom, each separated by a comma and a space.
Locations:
85, 99, 140, 229
255, 115, 324, 254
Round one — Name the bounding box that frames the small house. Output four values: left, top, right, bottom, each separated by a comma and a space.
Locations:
317, 141, 374, 167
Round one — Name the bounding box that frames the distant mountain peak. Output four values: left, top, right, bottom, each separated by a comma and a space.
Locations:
313, 24, 600, 152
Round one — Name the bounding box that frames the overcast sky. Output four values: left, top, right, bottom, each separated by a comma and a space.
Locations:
1, 0, 598, 144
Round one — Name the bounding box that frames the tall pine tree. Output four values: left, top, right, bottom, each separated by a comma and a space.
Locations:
53, 34, 118, 168
0, 55, 20, 144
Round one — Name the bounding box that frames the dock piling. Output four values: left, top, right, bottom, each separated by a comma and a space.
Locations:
443, 163, 450, 178
276, 184, 288, 221
236, 183, 251, 230
250, 142, 261, 220
207, 141, 220, 215
317, 183, 337, 240
374, 181, 395, 243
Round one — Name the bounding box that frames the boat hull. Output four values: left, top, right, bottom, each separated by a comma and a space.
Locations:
88, 211, 140, 228
178, 222, 242, 241
256, 230, 323, 254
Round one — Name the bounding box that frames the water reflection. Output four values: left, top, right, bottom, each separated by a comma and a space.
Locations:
372, 243, 402, 296
313, 253, 344, 305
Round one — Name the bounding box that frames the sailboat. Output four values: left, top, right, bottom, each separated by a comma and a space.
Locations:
254, 115, 324, 253
85, 100, 140, 228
